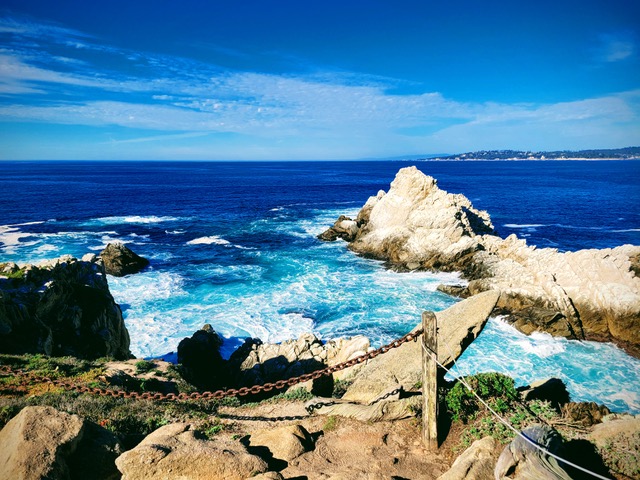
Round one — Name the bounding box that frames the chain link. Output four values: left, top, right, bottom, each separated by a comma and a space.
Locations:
0, 328, 424, 402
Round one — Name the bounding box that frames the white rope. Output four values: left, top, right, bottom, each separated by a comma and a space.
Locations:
429, 339, 611, 480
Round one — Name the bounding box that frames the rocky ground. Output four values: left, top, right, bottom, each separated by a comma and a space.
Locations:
1, 341, 638, 479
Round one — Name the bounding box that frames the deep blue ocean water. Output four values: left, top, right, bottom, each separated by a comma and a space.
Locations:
1, 160, 639, 413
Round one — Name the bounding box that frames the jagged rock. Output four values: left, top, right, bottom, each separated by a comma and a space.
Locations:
0, 406, 122, 480
437, 436, 498, 480
317, 215, 359, 242
115, 423, 268, 480
494, 425, 572, 480
343, 166, 494, 270
248, 425, 314, 462
342, 290, 499, 404
436, 284, 472, 298
0, 255, 131, 359
560, 402, 610, 427
228, 333, 370, 394
100, 243, 149, 277
517, 378, 570, 408
322, 166, 640, 352
177, 324, 226, 390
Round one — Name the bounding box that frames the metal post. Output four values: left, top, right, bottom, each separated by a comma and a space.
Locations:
421, 310, 438, 449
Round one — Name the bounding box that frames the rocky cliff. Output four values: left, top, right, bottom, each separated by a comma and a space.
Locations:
0, 254, 131, 360
320, 166, 640, 353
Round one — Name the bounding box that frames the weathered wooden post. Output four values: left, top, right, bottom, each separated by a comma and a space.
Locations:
421, 310, 438, 449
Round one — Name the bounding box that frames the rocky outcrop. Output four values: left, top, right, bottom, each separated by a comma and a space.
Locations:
494, 425, 572, 480
247, 425, 314, 463
177, 324, 227, 390
341, 290, 499, 405
115, 423, 268, 480
174, 325, 370, 395
0, 255, 131, 359
437, 436, 498, 480
517, 378, 570, 408
561, 402, 611, 427
0, 406, 122, 480
320, 166, 640, 352
317, 215, 359, 242
229, 333, 370, 393
100, 243, 149, 277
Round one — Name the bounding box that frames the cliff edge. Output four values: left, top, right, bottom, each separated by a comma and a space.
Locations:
0, 254, 131, 360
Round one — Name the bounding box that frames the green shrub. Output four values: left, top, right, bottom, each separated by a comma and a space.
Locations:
446, 372, 518, 423
135, 360, 156, 374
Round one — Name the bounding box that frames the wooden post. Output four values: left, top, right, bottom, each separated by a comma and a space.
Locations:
421, 310, 438, 450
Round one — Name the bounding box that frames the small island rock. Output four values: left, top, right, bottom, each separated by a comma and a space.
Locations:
100, 243, 149, 277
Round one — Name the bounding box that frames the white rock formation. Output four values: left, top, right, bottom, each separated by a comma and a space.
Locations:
321, 166, 640, 351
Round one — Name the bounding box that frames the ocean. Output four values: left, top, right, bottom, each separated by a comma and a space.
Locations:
1, 160, 639, 413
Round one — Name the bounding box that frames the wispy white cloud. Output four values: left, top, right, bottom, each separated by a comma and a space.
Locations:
0, 15, 639, 159
595, 32, 636, 63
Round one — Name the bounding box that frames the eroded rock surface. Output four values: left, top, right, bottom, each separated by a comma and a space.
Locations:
0, 406, 121, 480
320, 166, 640, 352
494, 425, 572, 480
115, 423, 268, 480
0, 255, 131, 359
99, 243, 149, 277
342, 290, 499, 404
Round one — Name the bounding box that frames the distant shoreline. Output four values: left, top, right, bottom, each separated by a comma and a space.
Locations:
421, 157, 640, 162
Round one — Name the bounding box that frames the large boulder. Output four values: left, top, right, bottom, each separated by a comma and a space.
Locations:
177, 324, 227, 390
438, 436, 498, 480
342, 290, 499, 404
0, 255, 131, 359
494, 425, 572, 480
320, 166, 640, 353
115, 423, 268, 480
0, 406, 122, 480
100, 243, 149, 277
517, 378, 570, 408
228, 332, 370, 394
248, 424, 314, 463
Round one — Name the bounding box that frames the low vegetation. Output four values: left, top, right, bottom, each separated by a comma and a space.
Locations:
444, 372, 561, 450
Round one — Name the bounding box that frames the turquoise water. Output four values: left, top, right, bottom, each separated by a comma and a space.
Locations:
1, 160, 639, 413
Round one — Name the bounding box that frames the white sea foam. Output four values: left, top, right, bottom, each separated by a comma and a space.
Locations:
91, 215, 180, 225
33, 244, 60, 254
514, 331, 566, 357
503, 224, 546, 228
186, 236, 231, 246
109, 271, 187, 304
166, 229, 186, 235
0, 225, 39, 254
451, 317, 640, 413
610, 228, 640, 233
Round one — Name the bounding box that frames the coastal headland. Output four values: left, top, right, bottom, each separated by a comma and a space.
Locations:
320, 166, 640, 356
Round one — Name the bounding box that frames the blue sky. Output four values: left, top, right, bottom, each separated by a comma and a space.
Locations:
0, 0, 638, 160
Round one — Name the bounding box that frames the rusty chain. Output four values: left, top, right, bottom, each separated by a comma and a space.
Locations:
0, 328, 424, 402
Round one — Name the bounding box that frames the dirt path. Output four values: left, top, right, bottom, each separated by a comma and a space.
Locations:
218, 401, 451, 479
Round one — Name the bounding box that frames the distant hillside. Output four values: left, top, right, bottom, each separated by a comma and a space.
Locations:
425, 146, 640, 161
